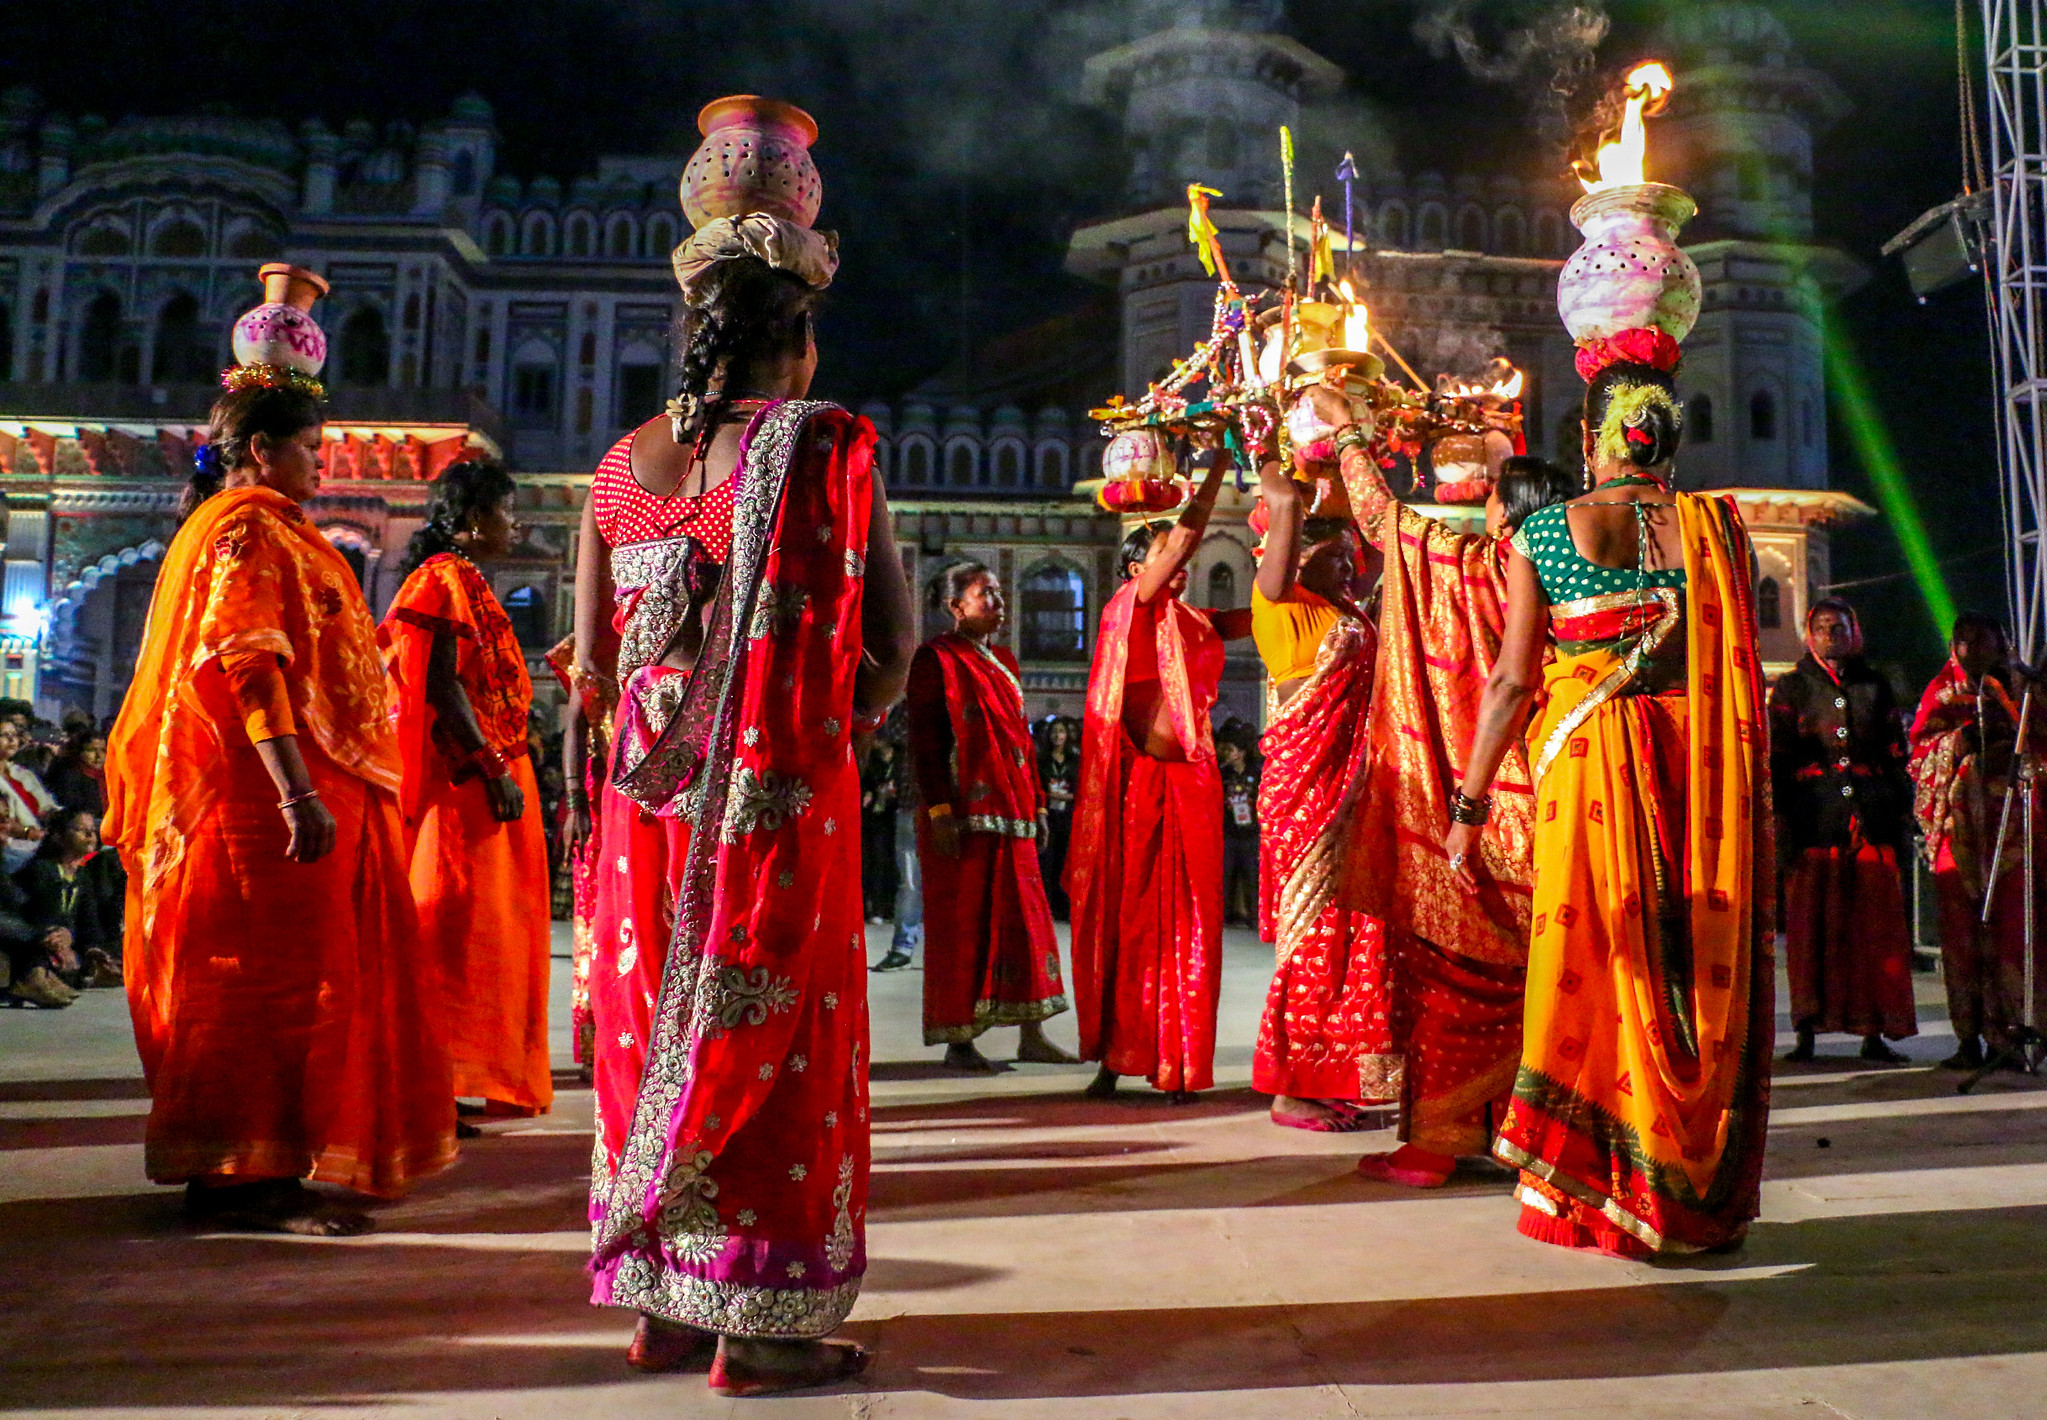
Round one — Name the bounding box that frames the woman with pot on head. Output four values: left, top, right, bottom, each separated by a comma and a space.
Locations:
1298, 378, 1576, 1186
1067, 443, 1253, 1103
1246, 453, 1397, 1134
104, 374, 457, 1236
578, 96, 915, 1397
1444, 362, 1772, 1256
380, 459, 554, 1123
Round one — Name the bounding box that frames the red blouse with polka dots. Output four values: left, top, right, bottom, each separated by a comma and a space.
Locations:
589, 429, 739, 561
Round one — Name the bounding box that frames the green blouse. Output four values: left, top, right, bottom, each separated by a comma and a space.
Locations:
1509, 501, 1687, 606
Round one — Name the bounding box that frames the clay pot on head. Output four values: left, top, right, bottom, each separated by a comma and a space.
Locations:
231, 263, 331, 376
1556, 182, 1701, 346
680, 95, 824, 231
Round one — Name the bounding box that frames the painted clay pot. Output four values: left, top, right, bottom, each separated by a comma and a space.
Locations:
231, 263, 330, 375
680, 95, 823, 231
1101, 427, 1176, 484
1556, 182, 1701, 346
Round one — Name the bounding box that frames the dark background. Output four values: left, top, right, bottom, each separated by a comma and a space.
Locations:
0, 0, 1995, 681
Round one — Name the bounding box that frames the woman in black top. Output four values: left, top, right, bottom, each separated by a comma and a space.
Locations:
1036, 717, 1079, 920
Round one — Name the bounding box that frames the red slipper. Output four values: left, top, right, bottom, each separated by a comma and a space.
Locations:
1356, 1152, 1454, 1188
709, 1341, 869, 1397
627, 1315, 717, 1373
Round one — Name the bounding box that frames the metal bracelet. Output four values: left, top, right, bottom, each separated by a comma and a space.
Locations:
277, 789, 322, 810
1449, 791, 1491, 827
1333, 424, 1373, 459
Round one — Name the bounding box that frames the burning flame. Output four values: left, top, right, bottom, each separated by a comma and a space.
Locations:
1438, 360, 1525, 402
1339, 280, 1370, 352
1581, 62, 1673, 194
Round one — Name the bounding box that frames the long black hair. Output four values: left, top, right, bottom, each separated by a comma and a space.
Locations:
183, 384, 325, 522
397, 459, 518, 579
1494, 455, 1580, 534
672, 255, 822, 463
33, 806, 96, 861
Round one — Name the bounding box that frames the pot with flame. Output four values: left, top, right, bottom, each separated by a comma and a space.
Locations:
1556, 64, 1700, 351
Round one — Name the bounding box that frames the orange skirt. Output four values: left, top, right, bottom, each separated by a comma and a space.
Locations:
408, 753, 554, 1114
126, 739, 457, 1198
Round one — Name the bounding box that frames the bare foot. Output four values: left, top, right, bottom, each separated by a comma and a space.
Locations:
627, 1314, 717, 1373
710, 1337, 870, 1397
1016, 1022, 1078, 1064
1270, 1096, 1368, 1132
943, 1041, 1002, 1073
186, 1179, 373, 1236
1162, 1089, 1200, 1106
1083, 1066, 1119, 1098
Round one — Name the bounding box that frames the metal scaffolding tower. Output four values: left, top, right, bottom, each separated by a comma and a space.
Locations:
1986, 0, 2047, 657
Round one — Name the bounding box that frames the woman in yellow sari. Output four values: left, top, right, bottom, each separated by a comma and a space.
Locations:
1444, 361, 1772, 1257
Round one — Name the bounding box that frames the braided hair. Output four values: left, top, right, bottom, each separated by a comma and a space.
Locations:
1584, 360, 1683, 473
671, 255, 822, 465
183, 384, 325, 522
397, 459, 518, 579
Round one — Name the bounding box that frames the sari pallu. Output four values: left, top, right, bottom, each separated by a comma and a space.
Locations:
1253, 613, 1400, 1102
382, 555, 553, 1116
591, 401, 875, 1340
1496, 493, 1773, 1257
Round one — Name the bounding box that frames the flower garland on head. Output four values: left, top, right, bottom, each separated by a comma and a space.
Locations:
1593, 380, 1683, 469
221, 362, 325, 402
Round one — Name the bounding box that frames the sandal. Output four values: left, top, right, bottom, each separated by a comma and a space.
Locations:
1356, 1151, 1454, 1188
626, 1315, 717, 1373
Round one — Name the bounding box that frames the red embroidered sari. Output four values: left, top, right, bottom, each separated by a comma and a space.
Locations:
589, 400, 874, 1339
1066, 582, 1226, 1092
380, 554, 553, 1116
546, 629, 618, 1070
1253, 606, 1399, 1102
907, 633, 1065, 1044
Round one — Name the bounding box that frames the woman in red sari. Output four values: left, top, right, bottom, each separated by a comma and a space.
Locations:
1068, 449, 1252, 1101
575, 210, 914, 1393
1248, 459, 1396, 1130
907, 562, 1072, 1069
106, 380, 456, 1235
381, 460, 554, 1120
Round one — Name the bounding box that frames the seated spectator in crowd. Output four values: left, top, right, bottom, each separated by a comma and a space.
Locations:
44, 730, 107, 816
0, 719, 55, 872
0, 875, 78, 1008
15, 808, 121, 987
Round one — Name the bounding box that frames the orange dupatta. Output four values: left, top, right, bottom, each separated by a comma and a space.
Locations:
105, 485, 400, 905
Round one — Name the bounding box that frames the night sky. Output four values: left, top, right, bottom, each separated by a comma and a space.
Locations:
1, 0, 1996, 682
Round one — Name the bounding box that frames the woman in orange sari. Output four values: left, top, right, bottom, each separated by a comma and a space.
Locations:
381, 460, 553, 1120
1446, 362, 1772, 1257
105, 381, 457, 1236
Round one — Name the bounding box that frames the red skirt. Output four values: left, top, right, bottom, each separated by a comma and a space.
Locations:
589, 779, 687, 1173
1783, 840, 1917, 1039
1390, 932, 1525, 1156
919, 827, 1067, 1045
1072, 740, 1223, 1092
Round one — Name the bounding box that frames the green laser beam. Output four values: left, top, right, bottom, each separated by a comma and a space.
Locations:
1823, 330, 1957, 639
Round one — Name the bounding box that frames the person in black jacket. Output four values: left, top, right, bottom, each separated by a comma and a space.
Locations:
1770, 598, 1918, 1062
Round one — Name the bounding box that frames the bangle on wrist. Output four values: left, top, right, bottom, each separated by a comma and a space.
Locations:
925, 803, 953, 822
278, 789, 321, 811
1449, 790, 1491, 827
1334, 424, 1372, 459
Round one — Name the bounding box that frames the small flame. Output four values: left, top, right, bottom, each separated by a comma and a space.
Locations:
1582, 62, 1673, 194
1438, 360, 1524, 402
1493, 367, 1525, 400
1338, 280, 1369, 352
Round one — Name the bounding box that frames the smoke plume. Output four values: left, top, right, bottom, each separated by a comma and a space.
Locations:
1412, 1, 1610, 148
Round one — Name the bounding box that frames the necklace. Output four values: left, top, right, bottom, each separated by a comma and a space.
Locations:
1602, 472, 1670, 492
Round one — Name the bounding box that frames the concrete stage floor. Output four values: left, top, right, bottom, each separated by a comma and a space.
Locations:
3, 922, 2044, 1420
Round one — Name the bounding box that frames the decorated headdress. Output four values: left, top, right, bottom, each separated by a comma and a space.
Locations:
225, 263, 330, 401
1592, 378, 1684, 468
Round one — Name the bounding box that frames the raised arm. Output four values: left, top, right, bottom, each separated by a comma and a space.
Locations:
1442, 547, 1549, 890
1135, 448, 1228, 605
1255, 457, 1304, 604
